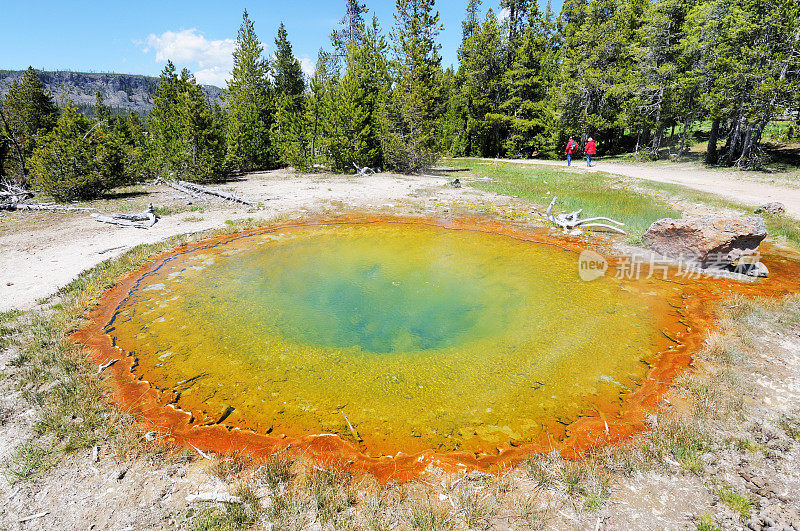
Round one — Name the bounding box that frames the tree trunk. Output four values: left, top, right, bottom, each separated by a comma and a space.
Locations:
0, 109, 28, 187
677, 115, 691, 159
706, 118, 720, 165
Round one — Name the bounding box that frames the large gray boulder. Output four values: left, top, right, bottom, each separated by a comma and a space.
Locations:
642, 215, 767, 268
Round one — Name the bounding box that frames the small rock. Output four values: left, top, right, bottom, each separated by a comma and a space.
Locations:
755, 202, 785, 215
450, 178, 461, 188
743, 262, 769, 278
115, 466, 129, 481
144, 431, 158, 442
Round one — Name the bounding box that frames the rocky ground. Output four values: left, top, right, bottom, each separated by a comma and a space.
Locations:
1, 167, 799, 530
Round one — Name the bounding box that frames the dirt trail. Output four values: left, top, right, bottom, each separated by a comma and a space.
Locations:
493, 158, 800, 219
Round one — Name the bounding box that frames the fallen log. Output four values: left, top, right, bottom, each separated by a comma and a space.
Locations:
4, 203, 95, 212
353, 163, 376, 176
91, 204, 158, 229
186, 492, 242, 504
18, 512, 48, 523
546, 196, 626, 235
177, 180, 256, 206
111, 203, 157, 226
160, 179, 204, 199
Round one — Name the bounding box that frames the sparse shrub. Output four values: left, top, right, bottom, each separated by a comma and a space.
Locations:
644, 415, 710, 473
696, 511, 721, 531
510, 496, 547, 528
523, 454, 554, 487
778, 413, 800, 440
266, 490, 307, 529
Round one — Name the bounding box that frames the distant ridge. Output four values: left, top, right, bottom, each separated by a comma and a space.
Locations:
0, 69, 224, 115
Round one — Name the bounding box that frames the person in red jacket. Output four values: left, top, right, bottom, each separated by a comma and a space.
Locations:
564, 136, 578, 166
585, 137, 597, 167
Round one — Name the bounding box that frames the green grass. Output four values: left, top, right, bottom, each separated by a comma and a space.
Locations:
305, 468, 356, 524
189, 483, 262, 531
3, 440, 54, 483
446, 157, 681, 238
717, 485, 753, 521
408, 503, 454, 531
696, 512, 722, 531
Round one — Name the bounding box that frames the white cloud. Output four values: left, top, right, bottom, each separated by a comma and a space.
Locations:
298, 56, 315, 79
140, 29, 235, 87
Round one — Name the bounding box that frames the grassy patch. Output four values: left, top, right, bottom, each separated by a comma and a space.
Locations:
444, 157, 681, 237
408, 502, 454, 531
253, 452, 294, 489
189, 484, 262, 531
209, 451, 253, 482
305, 467, 356, 524
644, 415, 711, 473
717, 485, 753, 521
696, 511, 722, 531
522, 453, 611, 511
4, 439, 55, 483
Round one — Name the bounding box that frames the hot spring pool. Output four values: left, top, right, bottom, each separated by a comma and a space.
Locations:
99, 220, 696, 459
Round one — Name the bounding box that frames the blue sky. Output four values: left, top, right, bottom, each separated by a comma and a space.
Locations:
0, 0, 563, 87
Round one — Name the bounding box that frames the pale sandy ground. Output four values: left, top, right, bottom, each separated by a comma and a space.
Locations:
1, 166, 800, 530
490, 158, 800, 219
0, 170, 493, 313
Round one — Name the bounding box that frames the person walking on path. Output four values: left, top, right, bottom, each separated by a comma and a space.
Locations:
585, 137, 597, 166
564, 137, 578, 166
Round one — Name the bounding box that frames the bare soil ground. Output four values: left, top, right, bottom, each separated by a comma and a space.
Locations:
1, 167, 800, 530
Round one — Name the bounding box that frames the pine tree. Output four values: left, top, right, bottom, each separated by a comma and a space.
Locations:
502, 3, 558, 157
94, 90, 111, 123
331, 0, 370, 61
683, 0, 800, 167
556, 0, 648, 153
273, 23, 306, 103
386, 0, 444, 172
147, 62, 223, 181
29, 102, 125, 201
461, 0, 482, 43
272, 22, 307, 166
0, 67, 58, 184
326, 16, 390, 170
500, 0, 531, 50
225, 10, 274, 171
457, 9, 507, 157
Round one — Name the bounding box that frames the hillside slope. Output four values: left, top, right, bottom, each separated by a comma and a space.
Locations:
0, 70, 224, 114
